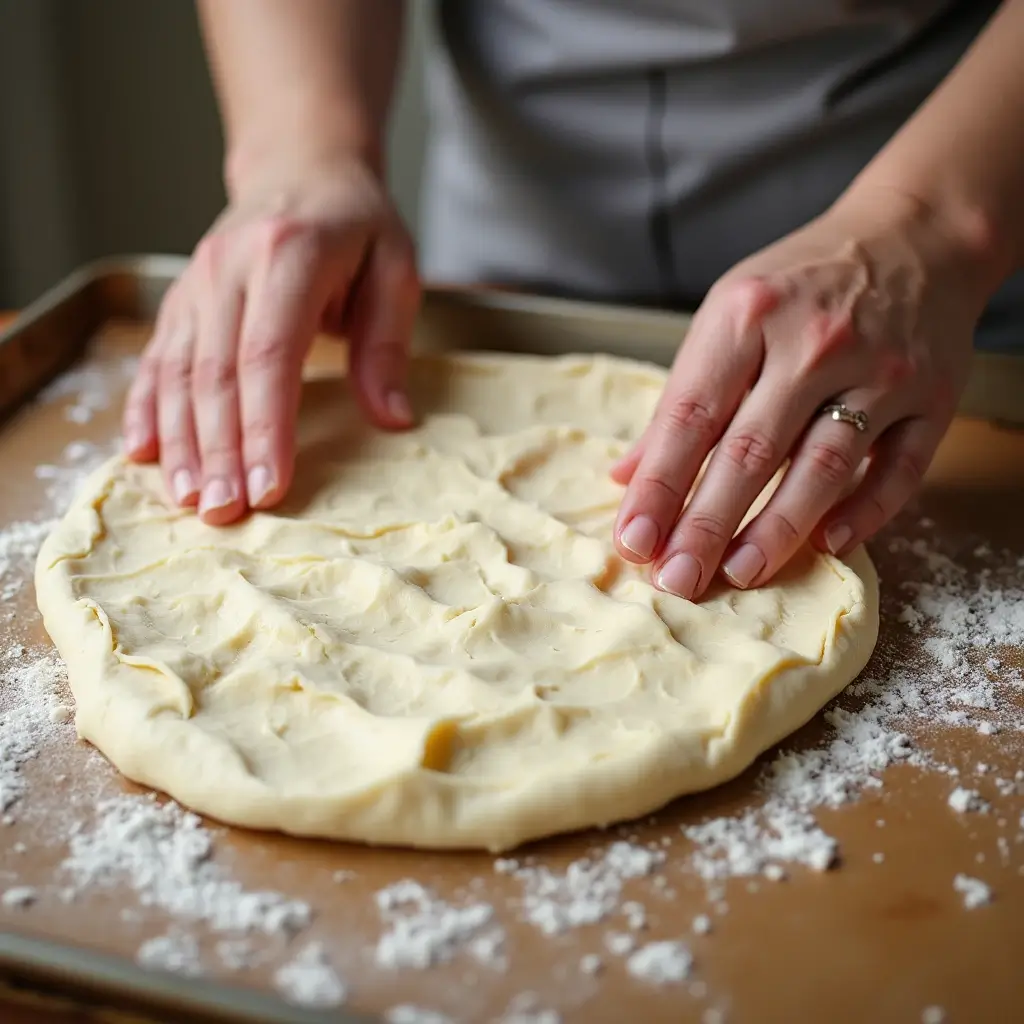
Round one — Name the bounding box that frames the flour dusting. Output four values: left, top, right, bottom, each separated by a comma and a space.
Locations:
273, 941, 347, 1008
61, 795, 311, 936
375, 879, 504, 970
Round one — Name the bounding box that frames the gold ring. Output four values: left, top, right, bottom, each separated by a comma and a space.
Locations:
821, 402, 869, 433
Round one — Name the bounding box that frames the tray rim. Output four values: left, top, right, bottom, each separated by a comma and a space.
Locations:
4, 253, 1022, 425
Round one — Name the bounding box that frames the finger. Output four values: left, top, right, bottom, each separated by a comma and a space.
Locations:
123, 351, 160, 462
651, 373, 816, 598
191, 243, 247, 525
156, 315, 201, 507
238, 230, 326, 510
614, 278, 774, 568
718, 390, 891, 589
124, 284, 183, 462
609, 431, 648, 486
814, 415, 943, 556
346, 223, 421, 428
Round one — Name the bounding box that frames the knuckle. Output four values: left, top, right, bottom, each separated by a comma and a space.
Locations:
802, 312, 855, 371
637, 472, 686, 506
257, 214, 320, 263
192, 354, 238, 393
722, 275, 776, 326
198, 443, 242, 469
239, 332, 294, 373
158, 351, 193, 389
682, 511, 732, 547
875, 351, 916, 389
805, 440, 856, 485
720, 429, 779, 475
759, 509, 801, 546
240, 412, 280, 442
659, 396, 719, 442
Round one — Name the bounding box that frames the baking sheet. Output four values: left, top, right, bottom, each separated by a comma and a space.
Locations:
0, 261, 1022, 1024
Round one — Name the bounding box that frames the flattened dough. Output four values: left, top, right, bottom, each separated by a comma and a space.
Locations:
36, 351, 878, 851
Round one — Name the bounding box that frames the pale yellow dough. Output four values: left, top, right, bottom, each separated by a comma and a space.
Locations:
36, 352, 878, 852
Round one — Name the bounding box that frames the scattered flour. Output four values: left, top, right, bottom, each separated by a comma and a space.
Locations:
1, 885, 38, 908
60, 795, 311, 936
273, 941, 346, 1008
922, 1006, 946, 1024
953, 874, 992, 910
506, 841, 665, 935
0, 647, 70, 817
947, 786, 990, 815
626, 940, 693, 984
375, 879, 503, 970
0, 519, 55, 601
692, 914, 712, 936
683, 527, 1024, 881
37, 357, 138, 426
137, 932, 202, 976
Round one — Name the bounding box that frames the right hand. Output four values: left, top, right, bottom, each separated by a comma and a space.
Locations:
122, 154, 421, 525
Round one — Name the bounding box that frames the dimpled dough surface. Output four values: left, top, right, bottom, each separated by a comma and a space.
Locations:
35, 351, 878, 851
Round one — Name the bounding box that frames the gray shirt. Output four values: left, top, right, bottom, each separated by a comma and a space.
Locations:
420, 0, 1020, 350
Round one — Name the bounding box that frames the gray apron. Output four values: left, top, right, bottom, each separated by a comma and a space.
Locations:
420, 0, 1020, 352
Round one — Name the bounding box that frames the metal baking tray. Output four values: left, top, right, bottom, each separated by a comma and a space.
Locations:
1, 257, 1022, 1024
4, 254, 1023, 427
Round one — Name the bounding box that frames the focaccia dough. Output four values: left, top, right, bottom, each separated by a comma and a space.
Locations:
36, 351, 878, 851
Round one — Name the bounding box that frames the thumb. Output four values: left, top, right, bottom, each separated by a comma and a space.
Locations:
345, 222, 421, 428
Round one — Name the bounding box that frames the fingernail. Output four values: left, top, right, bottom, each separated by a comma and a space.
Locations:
825, 523, 853, 556
199, 477, 236, 515
124, 429, 147, 456
247, 464, 274, 506
387, 390, 413, 424
722, 543, 766, 589
619, 515, 659, 560
171, 468, 197, 505
657, 553, 702, 600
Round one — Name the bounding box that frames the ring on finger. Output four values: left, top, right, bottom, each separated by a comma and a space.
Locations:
820, 400, 870, 433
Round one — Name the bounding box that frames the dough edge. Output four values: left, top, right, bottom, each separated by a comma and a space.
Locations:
35, 456, 879, 853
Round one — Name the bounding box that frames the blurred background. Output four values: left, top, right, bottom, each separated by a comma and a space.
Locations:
0, 0, 431, 307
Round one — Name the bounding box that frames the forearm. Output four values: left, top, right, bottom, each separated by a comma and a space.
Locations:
844, 0, 1024, 300
197, 0, 405, 194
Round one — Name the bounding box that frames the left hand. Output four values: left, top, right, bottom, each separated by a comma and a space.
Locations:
611, 189, 989, 600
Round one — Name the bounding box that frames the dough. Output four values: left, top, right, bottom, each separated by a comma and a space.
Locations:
36, 352, 878, 852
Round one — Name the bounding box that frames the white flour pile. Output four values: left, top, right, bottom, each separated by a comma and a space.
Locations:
375, 879, 504, 970
273, 941, 347, 1008
61, 795, 312, 936
0, 520, 55, 602
498, 841, 665, 936
0, 646, 70, 818
626, 940, 693, 984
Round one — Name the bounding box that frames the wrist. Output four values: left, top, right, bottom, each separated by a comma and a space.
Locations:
831, 180, 1014, 313
224, 108, 383, 202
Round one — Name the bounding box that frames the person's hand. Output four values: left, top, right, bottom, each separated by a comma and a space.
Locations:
611, 189, 991, 599
122, 153, 420, 525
